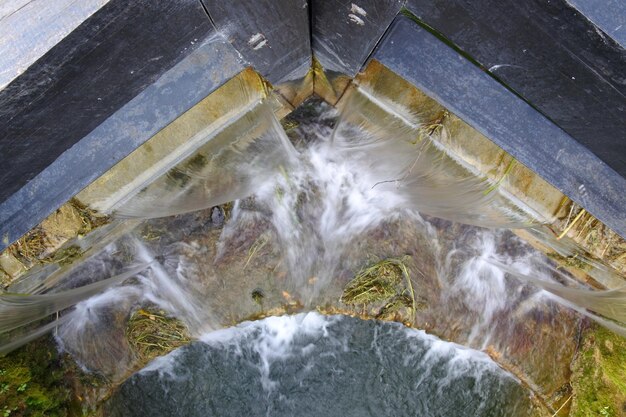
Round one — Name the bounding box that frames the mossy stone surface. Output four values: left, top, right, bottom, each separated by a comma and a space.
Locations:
0, 337, 72, 417
571, 325, 626, 417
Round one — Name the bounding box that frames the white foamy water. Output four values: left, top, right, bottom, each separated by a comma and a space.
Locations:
446, 228, 626, 340
1, 93, 624, 389
251, 124, 408, 300
200, 312, 336, 391
154, 312, 516, 393
109, 313, 533, 417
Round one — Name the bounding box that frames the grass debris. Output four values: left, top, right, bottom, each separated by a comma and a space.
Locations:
3, 199, 109, 280
557, 208, 586, 241
341, 258, 417, 324
69, 198, 109, 236
341, 259, 403, 305
126, 309, 190, 363
7, 228, 47, 266
418, 110, 449, 141
244, 236, 268, 270
552, 200, 626, 276
484, 157, 517, 196
376, 294, 414, 321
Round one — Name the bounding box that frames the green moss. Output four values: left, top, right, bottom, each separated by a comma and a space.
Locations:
546, 252, 591, 272
0, 337, 72, 417
564, 255, 591, 271
570, 325, 626, 417
251, 288, 265, 307
221, 202, 234, 221
48, 245, 83, 266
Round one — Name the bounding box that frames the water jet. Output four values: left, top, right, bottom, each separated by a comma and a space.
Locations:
1, 2, 625, 416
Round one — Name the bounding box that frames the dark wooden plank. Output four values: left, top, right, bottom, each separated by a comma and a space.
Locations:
0, 38, 246, 250
373, 15, 626, 238
312, 0, 404, 76
567, 0, 626, 47
404, 0, 626, 178
0, 0, 214, 204
200, 0, 311, 84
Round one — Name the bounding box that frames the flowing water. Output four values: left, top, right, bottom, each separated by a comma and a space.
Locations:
107, 313, 537, 417
1, 93, 625, 414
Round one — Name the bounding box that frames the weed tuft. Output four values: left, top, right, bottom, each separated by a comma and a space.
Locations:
341, 258, 417, 324
126, 309, 190, 364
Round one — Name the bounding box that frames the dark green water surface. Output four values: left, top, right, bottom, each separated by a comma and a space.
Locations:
106, 313, 535, 417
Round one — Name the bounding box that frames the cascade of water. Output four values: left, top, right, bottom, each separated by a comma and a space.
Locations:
107, 313, 537, 417
114, 102, 298, 219
55, 285, 144, 377
0, 99, 296, 360
131, 237, 218, 334
0, 89, 622, 410
248, 105, 409, 301
52, 235, 226, 376
447, 228, 626, 338
207, 89, 547, 305
331, 85, 534, 228
0, 229, 151, 355
489, 259, 626, 336
7, 219, 140, 295
0, 263, 150, 335
527, 225, 626, 289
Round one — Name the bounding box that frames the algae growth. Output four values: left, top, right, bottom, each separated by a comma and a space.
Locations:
570, 325, 626, 417
0, 337, 72, 417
